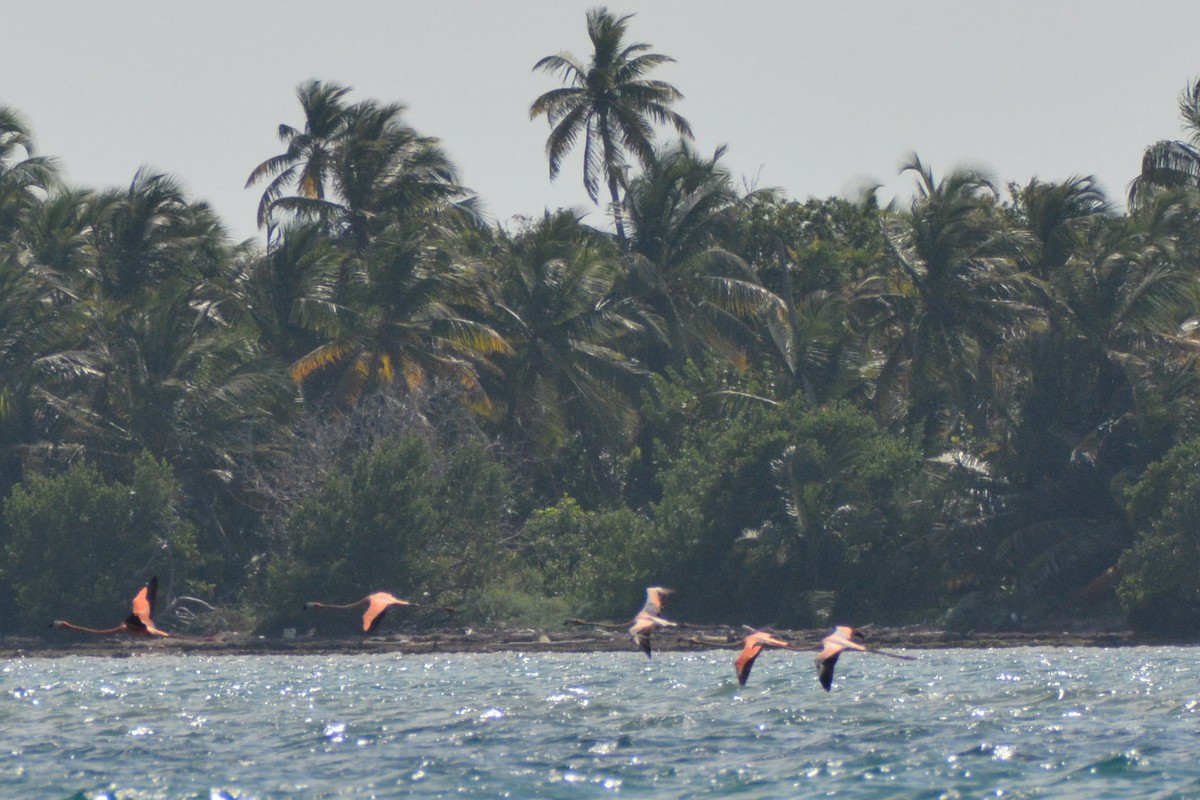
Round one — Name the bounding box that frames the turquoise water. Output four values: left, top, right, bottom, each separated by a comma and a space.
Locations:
3, 647, 1199, 798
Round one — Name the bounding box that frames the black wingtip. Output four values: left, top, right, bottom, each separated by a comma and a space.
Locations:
816, 656, 836, 691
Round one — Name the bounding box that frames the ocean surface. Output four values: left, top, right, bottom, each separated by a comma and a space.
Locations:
3, 646, 1199, 799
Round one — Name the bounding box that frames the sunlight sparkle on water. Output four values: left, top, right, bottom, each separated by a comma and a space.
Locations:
1, 648, 1198, 798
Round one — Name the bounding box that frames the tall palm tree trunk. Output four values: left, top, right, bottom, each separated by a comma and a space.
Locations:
608, 172, 628, 250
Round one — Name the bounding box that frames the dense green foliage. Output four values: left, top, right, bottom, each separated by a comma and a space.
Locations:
1118, 438, 1200, 633
262, 435, 511, 633
3, 454, 199, 630
646, 400, 922, 625
3, 13, 1200, 637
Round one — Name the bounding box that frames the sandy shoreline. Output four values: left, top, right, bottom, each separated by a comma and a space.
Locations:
1, 624, 1184, 659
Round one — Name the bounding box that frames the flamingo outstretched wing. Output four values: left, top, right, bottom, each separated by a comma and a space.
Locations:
640, 586, 672, 616
363, 592, 410, 632
126, 577, 169, 636
735, 630, 796, 686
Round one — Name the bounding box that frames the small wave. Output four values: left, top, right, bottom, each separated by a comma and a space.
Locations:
6, 649, 1200, 797
1077, 750, 1146, 775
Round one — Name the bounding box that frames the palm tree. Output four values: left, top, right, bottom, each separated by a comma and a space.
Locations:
998, 188, 1200, 552
0, 106, 58, 242
88, 169, 197, 301
1129, 77, 1200, 208
712, 194, 886, 408
77, 278, 294, 566
485, 210, 647, 496
253, 84, 494, 411
1011, 175, 1110, 283
1002, 176, 1117, 484
289, 218, 509, 411
245, 80, 352, 234
622, 141, 770, 371
949, 187, 1199, 615
1054, 192, 1199, 456
245, 220, 346, 364
530, 7, 692, 246
18, 187, 97, 278
868, 156, 1042, 448
271, 98, 480, 251
759, 268, 855, 406
251, 87, 479, 252
1, 188, 99, 439
0, 248, 64, 486
0, 121, 93, 490
83, 281, 289, 467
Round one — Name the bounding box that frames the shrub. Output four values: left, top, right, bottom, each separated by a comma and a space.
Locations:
1117, 438, 1200, 634
648, 399, 920, 624
2, 454, 199, 634
519, 497, 667, 620
460, 565, 575, 629
261, 435, 512, 632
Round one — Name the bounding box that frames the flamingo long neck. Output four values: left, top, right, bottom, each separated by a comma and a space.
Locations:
54, 621, 127, 635
315, 598, 370, 611
567, 618, 628, 630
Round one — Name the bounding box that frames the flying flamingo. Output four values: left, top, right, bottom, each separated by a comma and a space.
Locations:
734, 629, 801, 686
303, 591, 456, 633
51, 577, 170, 637
629, 586, 678, 658
566, 586, 680, 657
815, 625, 914, 691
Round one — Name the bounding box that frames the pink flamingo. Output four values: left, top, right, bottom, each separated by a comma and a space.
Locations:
628, 586, 678, 658
815, 625, 914, 690
52, 577, 172, 638
734, 629, 801, 686
304, 591, 455, 633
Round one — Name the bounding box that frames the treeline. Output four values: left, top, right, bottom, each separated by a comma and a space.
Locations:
4, 11, 1200, 637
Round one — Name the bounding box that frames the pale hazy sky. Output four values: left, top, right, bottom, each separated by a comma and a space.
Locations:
5, 2, 1200, 245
